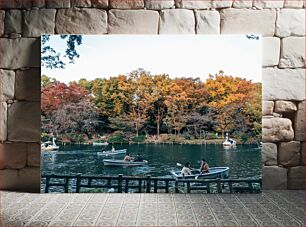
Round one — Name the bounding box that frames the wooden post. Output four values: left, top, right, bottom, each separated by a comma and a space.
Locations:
76, 174, 81, 193
248, 180, 253, 193
175, 180, 179, 193
146, 175, 151, 193
165, 180, 169, 193
118, 174, 123, 193
217, 178, 222, 193
138, 179, 142, 193
229, 181, 233, 193
207, 182, 210, 193
107, 178, 111, 188
45, 176, 50, 193
125, 179, 129, 193
154, 179, 158, 193
187, 182, 191, 193
64, 177, 69, 193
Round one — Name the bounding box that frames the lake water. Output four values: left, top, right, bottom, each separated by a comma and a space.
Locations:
41, 144, 262, 179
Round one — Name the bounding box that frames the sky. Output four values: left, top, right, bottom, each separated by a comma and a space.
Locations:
42, 35, 262, 84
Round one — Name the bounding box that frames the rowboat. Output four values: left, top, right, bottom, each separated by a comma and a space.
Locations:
97, 149, 127, 156
93, 141, 109, 146
103, 159, 148, 166
170, 167, 229, 179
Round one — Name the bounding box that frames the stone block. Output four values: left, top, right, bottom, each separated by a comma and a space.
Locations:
8, 102, 41, 142
91, 0, 109, 8
262, 166, 287, 189
212, 0, 233, 8
253, 0, 284, 8
0, 143, 27, 169
71, 0, 91, 7
0, 167, 40, 192
301, 142, 306, 165
4, 10, 22, 34
109, 0, 144, 8
262, 143, 277, 166
159, 9, 195, 34
262, 118, 294, 142
0, 10, 4, 35
280, 37, 305, 68
274, 101, 297, 113
175, 0, 212, 9
0, 38, 40, 69
288, 166, 304, 189
0, 102, 7, 142
284, 0, 304, 8
262, 101, 274, 115
262, 68, 305, 101
15, 68, 41, 102
279, 141, 301, 167
0, 0, 31, 9
145, 0, 175, 9
27, 143, 40, 167
56, 8, 107, 34
0, 69, 15, 102
23, 9, 56, 37
294, 101, 305, 141
108, 10, 159, 34
32, 0, 46, 8
232, 0, 253, 8
276, 9, 305, 37
220, 9, 276, 36
46, 0, 70, 8
195, 10, 220, 34
262, 37, 280, 67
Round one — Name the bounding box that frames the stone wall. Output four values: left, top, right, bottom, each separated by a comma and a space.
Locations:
0, 0, 305, 192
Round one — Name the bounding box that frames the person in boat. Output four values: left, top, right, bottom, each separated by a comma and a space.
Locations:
134, 153, 143, 162
123, 153, 133, 162
111, 146, 115, 152
200, 159, 209, 173
181, 162, 192, 176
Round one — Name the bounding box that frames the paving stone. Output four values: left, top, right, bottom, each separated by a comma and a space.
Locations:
262, 117, 294, 142
288, 166, 304, 189
23, 9, 56, 37
145, 0, 175, 9
175, 0, 212, 9
195, 10, 220, 34
279, 141, 301, 167
8, 102, 41, 142
212, 0, 233, 8
294, 101, 305, 141
71, 0, 91, 7
262, 37, 280, 67
220, 8, 276, 36
232, 0, 253, 8
253, 0, 284, 8
15, 68, 41, 102
91, 0, 109, 8
0, 102, 7, 142
284, 0, 304, 8
0, 38, 40, 69
109, 0, 144, 8
108, 10, 159, 34
262, 101, 274, 115
0, 142, 27, 169
0, 69, 15, 102
56, 8, 107, 34
4, 9, 22, 34
159, 9, 195, 34
0, 167, 40, 192
262, 68, 305, 101
276, 9, 305, 37
27, 143, 40, 167
262, 166, 288, 189
280, 36, 305, 68
274, 101, 297, 113
46, 0, 70, 8
262, 142, 277, 166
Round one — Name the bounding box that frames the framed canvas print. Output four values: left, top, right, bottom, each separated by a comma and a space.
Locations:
40, 35, 262, 193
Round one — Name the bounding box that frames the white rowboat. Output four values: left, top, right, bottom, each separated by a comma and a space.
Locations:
170, 167, 229, 179
103, 159, 148, 166
97, 149, 127, 156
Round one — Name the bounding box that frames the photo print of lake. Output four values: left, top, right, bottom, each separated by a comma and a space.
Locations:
41, 35, 262, 193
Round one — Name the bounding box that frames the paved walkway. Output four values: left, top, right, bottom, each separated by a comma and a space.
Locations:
1, 190, 304, 226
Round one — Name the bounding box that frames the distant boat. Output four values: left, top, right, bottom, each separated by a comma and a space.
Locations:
103, 159, 148, 166
223, 134, 236, 148
41, 138, 60, 152
93, 141, 109, 146
170, 167, 229, 179
97, 149, 127, 156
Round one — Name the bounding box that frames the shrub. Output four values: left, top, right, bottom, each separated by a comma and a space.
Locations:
131, 135, 146, 143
